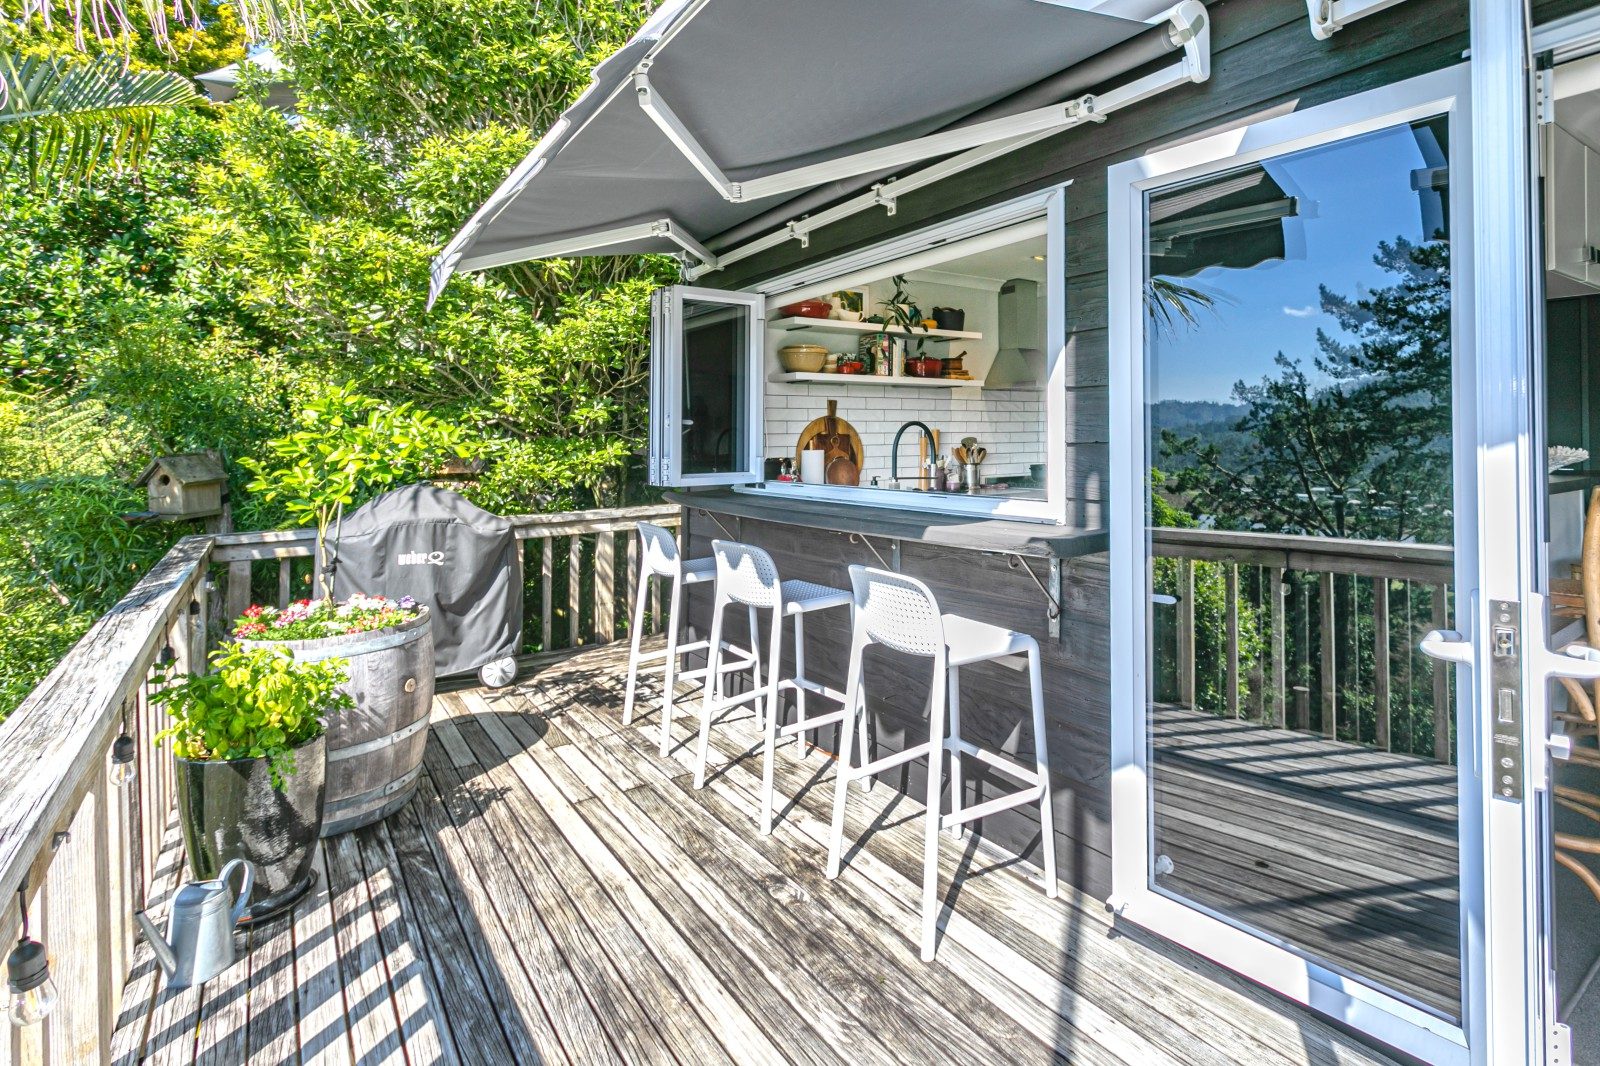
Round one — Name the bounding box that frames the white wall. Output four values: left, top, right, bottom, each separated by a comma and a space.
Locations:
764, 382, 1045, 485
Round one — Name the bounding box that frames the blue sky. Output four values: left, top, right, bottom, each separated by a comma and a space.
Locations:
1146, 121, 1446, 405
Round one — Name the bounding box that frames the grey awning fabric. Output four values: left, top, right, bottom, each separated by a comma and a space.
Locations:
430, 0, 1156, 302
1147, 167, 1300, 279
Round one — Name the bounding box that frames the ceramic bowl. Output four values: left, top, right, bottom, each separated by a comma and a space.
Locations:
778, 345, 828, 372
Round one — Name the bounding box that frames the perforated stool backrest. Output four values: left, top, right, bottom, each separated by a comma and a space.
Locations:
848, 565, 945, 657
637, 522, 682, 579
712, 539, 782, 609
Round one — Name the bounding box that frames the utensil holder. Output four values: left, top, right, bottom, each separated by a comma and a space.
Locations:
964, 463, 981, 495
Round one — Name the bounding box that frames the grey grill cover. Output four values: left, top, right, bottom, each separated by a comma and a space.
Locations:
333, 485, 522, 678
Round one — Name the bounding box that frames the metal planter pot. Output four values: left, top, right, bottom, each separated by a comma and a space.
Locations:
174, 732, 326, 924
241, 610, 435, 837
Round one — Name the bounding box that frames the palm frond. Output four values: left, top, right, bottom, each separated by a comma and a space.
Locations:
0, 51, 203, 188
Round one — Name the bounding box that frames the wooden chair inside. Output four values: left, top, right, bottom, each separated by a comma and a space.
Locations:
1556, 486, 1600, 905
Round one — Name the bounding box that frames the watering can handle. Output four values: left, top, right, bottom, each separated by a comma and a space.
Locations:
219, 859, 254, 925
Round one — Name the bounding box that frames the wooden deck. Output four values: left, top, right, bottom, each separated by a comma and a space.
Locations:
111, 642, 1403, 1066
1152, 705, 1460, 1019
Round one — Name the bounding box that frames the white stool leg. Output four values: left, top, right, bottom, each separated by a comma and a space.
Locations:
855, 690, 873, 792
693, 593, 728, 789
759, 604, 785, 835
657, 574, 684, 758
746, 604, 762, 727
920, 657, 949, 962
825, 633, 867, 880
792, 610, 810, 754
1027, 643, 1058, 897
946, 664, 964, 840
621, 563, 652, 726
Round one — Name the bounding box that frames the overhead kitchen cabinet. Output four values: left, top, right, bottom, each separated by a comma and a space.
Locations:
1546, 122, 1600, 294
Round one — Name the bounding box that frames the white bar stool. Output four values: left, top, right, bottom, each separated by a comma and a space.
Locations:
692, 539, 860, 835
824, 565, 1057, 962
622, 522, 754, 758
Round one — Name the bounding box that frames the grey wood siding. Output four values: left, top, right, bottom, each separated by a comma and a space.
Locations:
689, 0, 1588, 897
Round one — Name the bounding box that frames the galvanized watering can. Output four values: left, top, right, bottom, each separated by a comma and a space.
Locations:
134, 858, 253, 990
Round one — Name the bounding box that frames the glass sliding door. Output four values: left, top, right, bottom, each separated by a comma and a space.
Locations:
1145, 114, 1460, 1017
1108, 67, 1478, 1065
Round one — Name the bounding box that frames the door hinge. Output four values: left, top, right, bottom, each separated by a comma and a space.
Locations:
1550, 1021, 1572, 1066
1537, 67, 1557, 127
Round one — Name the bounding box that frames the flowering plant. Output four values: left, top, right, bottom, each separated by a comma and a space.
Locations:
154, 645, 354, 787
232, 594, 421, 642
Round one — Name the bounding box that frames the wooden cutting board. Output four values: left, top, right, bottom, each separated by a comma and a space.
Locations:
794, 399, 863, 486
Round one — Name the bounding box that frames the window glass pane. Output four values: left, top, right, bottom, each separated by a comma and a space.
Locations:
682, 299, 749, 475
1143, 116, 1461, 1019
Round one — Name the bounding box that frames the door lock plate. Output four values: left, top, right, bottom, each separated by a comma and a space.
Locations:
1490, 599, 1523, 803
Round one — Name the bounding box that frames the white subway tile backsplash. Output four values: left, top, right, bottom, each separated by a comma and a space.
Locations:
766, 382, 1045, 485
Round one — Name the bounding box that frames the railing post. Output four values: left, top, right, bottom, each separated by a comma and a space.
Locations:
596, 531, 616, 642
1374, 576, 1392, 752
541, 538, 554, 653
1176, 559, 1195, 709
1225, 563, 1240, 718
1320, 571, 1337, 738
226, 560, 252, 624
1268, 567, 1286, 728
277, 558, 293, 609
568, 536, 582, 647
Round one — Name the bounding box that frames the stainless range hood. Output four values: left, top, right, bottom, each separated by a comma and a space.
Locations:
985, 277, 1044, 389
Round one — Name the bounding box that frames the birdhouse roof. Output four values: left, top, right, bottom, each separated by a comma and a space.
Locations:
137, 451, 226, 486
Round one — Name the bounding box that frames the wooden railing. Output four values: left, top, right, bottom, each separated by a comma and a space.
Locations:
1151, 527, 1456, 762
0, 503, 679, 1066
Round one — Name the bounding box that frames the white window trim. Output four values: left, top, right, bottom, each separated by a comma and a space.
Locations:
736, 185, 1070, 525
648, 285, 766, 488
1106, 64, 1477, 1066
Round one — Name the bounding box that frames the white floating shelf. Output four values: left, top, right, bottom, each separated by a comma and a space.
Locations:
769, 371, 985, 389
769, 316, 983, 342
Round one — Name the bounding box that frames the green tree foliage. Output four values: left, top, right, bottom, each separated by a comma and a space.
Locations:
1160, 238, 1452, 544
0, 0, 667, 720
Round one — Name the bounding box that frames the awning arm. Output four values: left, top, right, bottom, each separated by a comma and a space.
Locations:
687, 0, 1208, 280
1305, 0, 1408, 40
643, 1, 1207, 208
456, 217, 718, 275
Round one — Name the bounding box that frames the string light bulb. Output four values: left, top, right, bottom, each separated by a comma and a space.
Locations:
7, 890, 56, 1028
109, 733, 137, 788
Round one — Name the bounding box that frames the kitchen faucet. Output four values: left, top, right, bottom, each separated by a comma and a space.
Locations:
890, 420, 937, 488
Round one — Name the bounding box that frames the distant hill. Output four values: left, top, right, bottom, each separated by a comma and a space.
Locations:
1151, 400, 1249, 471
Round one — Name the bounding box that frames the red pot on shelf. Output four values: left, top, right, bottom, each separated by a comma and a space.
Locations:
778, 298, 833, 319
905, 356, 943, 378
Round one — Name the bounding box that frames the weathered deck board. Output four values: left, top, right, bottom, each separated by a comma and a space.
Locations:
1150, 704, 1461, 1018
112, 641, 1405, 1066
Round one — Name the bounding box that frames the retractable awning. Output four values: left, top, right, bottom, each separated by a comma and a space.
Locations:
429, 0, 1210, 304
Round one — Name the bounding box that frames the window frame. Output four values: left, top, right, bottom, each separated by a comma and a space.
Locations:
648, 284, 767, 488
740, 184, 1072, 524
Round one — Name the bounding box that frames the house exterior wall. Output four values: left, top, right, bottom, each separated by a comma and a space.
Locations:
687, 0, 1587, 897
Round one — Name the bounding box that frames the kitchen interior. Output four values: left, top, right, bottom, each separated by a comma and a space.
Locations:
1542, 48, 1600, 1063
759, 228, 1049, 503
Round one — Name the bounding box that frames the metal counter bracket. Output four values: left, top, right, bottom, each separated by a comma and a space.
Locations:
1008, 554, 1062, 641
696, 508, 737, 541
848, 532, 898, 572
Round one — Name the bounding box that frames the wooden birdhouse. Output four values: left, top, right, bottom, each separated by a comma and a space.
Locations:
136, 451, 227, 521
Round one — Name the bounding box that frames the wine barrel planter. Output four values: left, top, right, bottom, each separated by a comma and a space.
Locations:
241, 608, 434, 837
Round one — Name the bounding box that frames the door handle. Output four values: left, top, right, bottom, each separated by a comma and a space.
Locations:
1420, 628, 1474, 665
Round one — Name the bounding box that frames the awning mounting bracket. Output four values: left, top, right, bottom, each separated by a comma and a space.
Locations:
1305, 0, 1408, 40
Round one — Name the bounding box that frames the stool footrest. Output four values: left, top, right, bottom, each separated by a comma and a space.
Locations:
778, 708, 851, 737
948, 739, 1040, 783
779, 677, 847, 703
943, 782, 1046, 828
845, 740, 936, 781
